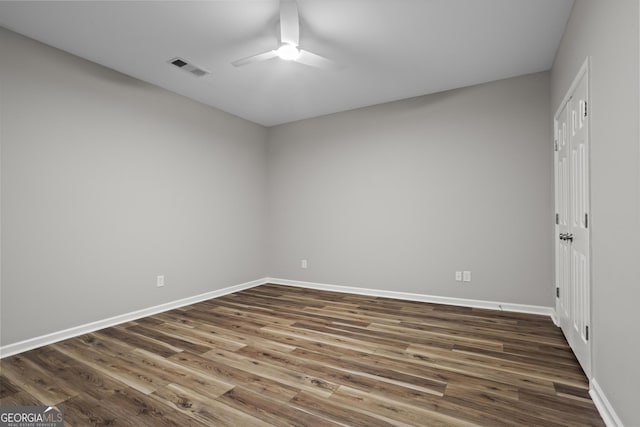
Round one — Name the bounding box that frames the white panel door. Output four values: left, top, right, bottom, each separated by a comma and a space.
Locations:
554, 61, 591, 378
568, 72, 591, 376
556, 103, 571, 333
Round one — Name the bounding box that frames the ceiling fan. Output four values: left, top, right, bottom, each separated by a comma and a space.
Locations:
232, 0, 341, 70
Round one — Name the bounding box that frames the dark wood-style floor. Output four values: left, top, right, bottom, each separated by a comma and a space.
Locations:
1, 284, 604, 426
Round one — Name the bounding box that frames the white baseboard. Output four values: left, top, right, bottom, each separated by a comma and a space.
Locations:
0, 278, 268, 359
266, 278, 555, 317
0, 276, 556, 359
590, 379, 624, 427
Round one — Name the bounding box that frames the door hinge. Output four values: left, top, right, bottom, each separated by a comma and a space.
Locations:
555, 213, 559, 225
556, 287, 560, 298
585, 325, 589, 341
585, 213, 588, 228
584, 101, 588, 117
554, 140, 558, 151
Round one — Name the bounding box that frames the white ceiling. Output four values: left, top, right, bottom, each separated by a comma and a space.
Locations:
0, 0, 574, 127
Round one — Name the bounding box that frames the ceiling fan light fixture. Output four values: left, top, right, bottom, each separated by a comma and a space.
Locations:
276, 43, 300, 61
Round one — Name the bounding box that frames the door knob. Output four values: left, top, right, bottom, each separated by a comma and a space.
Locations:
559, 233, 567, 240
566, 233, 574, 242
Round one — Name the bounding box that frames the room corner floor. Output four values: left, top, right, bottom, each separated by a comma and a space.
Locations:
0, 284, 604, 426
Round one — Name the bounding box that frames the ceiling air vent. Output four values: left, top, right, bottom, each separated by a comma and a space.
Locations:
169, 57, 210, 77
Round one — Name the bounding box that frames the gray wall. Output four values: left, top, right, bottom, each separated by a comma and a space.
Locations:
267, 72, 553, 307
0, 28, 267, 346
551, 1, 640, 424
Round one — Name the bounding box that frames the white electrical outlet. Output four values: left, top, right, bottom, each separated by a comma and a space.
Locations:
463, 271, 471, 282
157, 275, 165, 287
301, 259, 308, 269
455, 271, 463, 281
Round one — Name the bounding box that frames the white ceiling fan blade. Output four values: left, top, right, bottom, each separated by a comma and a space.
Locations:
279, 0, 299, 46
296, 49, 342, 70
232, 50, 278, 67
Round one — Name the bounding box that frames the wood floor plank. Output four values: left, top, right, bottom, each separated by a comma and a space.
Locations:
289, 390, 399, 427
98, 326, 183, 358
218, 386, 343, 427
0, 390, 42, 407
125, 348, 236, 397
149, 383, 273, 427
368, 321, 504, 351
20, 346, 129, 402
0, 284, 604, 426
201, 302, 299, 327
90, 386, 209, 426
201, 347, 339, 398
51, 340, 167, 395
124, 324, 212, 354
237, 344, 448, 402
61, 394, 132, 427
1, 352, 78, 405
153, 320, 248, 352
155, 312, 297, 353
408, 343, 589, 386
244, 343, 448, 396
0, 374, 20, 399
331, 385, 478, 427
167, 350, 301, 402
374, 345, 561, 395
452, 343, 581, 369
